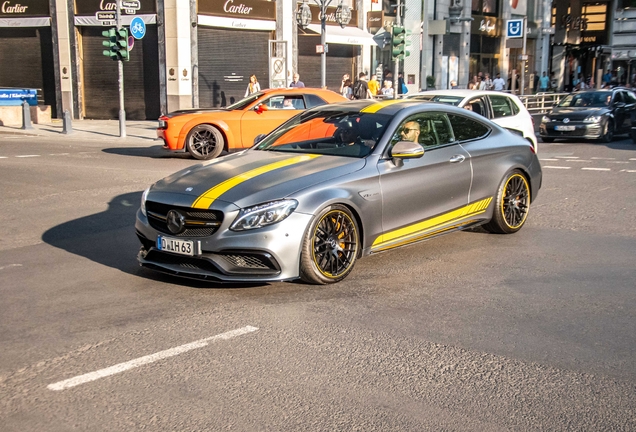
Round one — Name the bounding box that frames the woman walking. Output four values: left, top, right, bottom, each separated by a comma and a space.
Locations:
245, 74, 261, 97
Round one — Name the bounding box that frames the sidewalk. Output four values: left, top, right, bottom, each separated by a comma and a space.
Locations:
0, 119, 159, 143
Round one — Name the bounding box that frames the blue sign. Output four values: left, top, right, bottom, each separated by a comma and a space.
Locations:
130, 17, 146, 40
506, 19, 524, 38
0, 88, 37, 106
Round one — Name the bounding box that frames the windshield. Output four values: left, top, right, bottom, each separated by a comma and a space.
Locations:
254, 110, 392, 158
225, 92, 263, 110
407, 95, 463, 106
558, 92, 612, 108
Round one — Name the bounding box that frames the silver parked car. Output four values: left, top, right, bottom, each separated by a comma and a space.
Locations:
136, 100, 542, 284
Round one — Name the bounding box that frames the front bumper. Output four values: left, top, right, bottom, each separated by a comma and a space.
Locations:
539, 121, 604, 139
135, 208, 312, 283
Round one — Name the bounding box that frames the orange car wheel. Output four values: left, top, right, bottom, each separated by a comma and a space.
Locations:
185, 124, 225, 160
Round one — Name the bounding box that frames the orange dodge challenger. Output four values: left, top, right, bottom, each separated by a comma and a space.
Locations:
157, 88, 348, 160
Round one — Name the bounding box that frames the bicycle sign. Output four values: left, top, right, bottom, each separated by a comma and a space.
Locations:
130, 16, 146, 40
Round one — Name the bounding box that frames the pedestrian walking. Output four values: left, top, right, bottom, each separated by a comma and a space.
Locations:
290, 73, 305, 88
492, 73, 505, 91
352, 72, 372, 99
539, 71, 549, 93
341, 79, 353, 99
380, 80, 394, 98
368, 74, 380, 96
244, 74, 260, 97
480, 73, 493, 90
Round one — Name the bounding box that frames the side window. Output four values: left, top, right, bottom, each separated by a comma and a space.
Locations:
264, 95, 305, 110
304, 94, 325, 109
510, 99, 520, 115
392, 112, 455, 148
463, 97, 489, 118
614, 92, 624, 104
624, 91, 636, 104
489, 95, 514, 118
448, 114, 490, 142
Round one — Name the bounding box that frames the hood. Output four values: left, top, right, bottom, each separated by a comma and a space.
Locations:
164, 108, 230, 118
150, 150, 367, 209
549, 106, 609, 119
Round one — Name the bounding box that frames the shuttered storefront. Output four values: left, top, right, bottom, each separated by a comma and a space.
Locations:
297, 34, 356, 91
0, 27, 56, 115
80, 26, 160, 120
197, 27, 270, 108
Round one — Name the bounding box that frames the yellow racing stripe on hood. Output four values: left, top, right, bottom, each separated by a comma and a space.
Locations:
361, 99, 405, 113
192, 154, 321, 209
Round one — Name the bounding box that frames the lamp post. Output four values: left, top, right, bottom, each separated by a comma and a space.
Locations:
296, 0, 352, 89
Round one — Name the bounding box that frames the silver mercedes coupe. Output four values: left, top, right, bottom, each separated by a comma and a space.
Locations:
136, 99, 542, 284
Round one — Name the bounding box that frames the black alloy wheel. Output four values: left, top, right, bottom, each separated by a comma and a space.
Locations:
300, 205, 359, 284
186, 124, 225, 160
484, 170, 530, 234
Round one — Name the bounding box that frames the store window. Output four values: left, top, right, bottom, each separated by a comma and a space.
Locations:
472, 0, 497, 16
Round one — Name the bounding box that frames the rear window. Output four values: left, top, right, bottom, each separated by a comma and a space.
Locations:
305, 94, 328, 109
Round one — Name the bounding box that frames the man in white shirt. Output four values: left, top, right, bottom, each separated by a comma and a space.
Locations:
492, 73, 505, 91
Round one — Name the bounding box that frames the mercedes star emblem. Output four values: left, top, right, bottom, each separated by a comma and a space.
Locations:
166, 210, 185, 234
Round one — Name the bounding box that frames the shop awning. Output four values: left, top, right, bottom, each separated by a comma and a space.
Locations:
304, 24, 377, 46
0, 17, 50, 27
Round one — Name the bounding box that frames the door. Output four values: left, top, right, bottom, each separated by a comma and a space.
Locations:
239, 94, 306, 148
378, 112, 471, 236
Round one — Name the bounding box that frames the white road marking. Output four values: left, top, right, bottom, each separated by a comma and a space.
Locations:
581, 167, 611, 171
50, 153, 70, 156
15, 155, 40, 158
607, 161, 629, 164
0, 156, 7, 159
630, 158, 636, 161
47, 326, 259, 391
565, 159, 592, 162
591, 157, 615, 160
543, 166, 571, 169
539, 158, 558, 161
555, 156, 579, 159
622, 170, 636, 173
0, 264, 22, 271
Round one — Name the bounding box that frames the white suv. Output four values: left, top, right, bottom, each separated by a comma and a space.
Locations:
406, 90, 538, 152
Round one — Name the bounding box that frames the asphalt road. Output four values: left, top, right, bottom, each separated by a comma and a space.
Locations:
0, 133, 635, 431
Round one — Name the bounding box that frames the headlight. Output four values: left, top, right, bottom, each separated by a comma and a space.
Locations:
140, 187, 150, 216
230, 199, 298, 231
541, 116, 551, 123
583, 115, 602, 123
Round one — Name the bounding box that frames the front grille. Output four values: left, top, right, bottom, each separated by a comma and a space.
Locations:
223, 254, 271, 269
146, 201, 224, 237
145, 249, 221, 273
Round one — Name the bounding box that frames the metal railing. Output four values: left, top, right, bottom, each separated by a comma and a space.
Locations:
518, 92, 570, 115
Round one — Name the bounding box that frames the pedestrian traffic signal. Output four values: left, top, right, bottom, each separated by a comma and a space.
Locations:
102, 27, 129, 61
391, 25, 406, 61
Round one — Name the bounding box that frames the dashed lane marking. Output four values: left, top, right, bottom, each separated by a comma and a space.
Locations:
0, 264, 22, 271
581, 167, 611, 171
47, 326, 259, 391
621, 170, 636, 173
565, 159, 592, 162
591, 157, 616, 160
15, 155, 40, 158
608, 161, 630, 164
543, 166, 572, 169
539, 158, 558, 161
0, 156, 7, 159
49, 153, 70, 156
554, 156, 579, 159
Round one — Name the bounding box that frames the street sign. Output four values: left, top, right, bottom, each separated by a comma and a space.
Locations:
519, 54, 528, 60
96, 11, 116, 21
130, 16, 146, 40
506, 19, 524, 38
542, 27, 555, 34
121, 0, 140, 9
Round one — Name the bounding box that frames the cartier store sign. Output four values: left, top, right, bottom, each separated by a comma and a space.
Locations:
0, 0, 49, 17
198, 0, 275, 20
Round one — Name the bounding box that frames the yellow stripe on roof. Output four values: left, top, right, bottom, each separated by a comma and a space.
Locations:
192, 154, 321, 209
361, 99, 405, 113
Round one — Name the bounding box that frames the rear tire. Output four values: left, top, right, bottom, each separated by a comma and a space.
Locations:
186, 124, 224, 160
483, 170, 531, 234
299, 205, 360, 285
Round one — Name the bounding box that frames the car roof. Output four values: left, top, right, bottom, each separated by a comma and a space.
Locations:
408, 89, 517, 98
305, 98, 470, 117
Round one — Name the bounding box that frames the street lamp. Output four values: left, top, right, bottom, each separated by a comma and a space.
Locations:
296, 0, 351, 89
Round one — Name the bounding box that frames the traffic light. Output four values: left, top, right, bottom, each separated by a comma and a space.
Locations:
405, 29, 412, 57
102, 27, 129, 61
391, 25, 405, 61
116, 28, 129, 61
102, 28, 118, 60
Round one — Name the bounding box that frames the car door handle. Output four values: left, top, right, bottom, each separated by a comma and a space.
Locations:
449, 155, 465, 163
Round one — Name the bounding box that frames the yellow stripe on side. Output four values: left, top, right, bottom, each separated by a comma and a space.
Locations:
371, 197, 493, 250
192, 154, 321, 209
361, 99, 405, 113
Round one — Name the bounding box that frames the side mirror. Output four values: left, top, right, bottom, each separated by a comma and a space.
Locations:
253, 134, 267, 145
254, 104, 268, 114
391, 141, 424, 159
614, 101, 626, 108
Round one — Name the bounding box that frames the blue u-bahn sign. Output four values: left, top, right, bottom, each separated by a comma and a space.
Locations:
0, 88, 38, 106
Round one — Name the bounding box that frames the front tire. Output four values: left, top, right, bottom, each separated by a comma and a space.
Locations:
186, 124, 224, 160
600, 119, 614, 143
483, 170, 531, 234
300, 205, 360, 284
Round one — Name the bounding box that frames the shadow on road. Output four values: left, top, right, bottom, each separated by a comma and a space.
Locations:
102, 146, 193, 159
41, 191, 264, 289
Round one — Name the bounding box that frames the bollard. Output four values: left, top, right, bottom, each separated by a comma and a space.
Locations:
21, 100, 34, 130
62, 110, 73, 134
